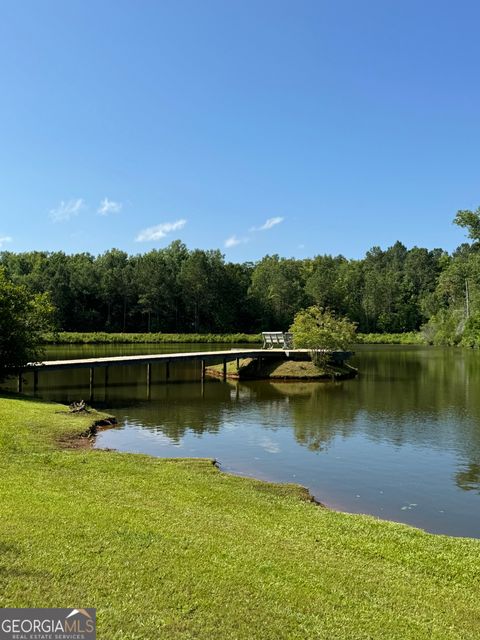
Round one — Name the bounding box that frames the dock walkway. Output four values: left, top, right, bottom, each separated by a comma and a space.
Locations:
25, 348, 291, 371
17, 348, 353, 395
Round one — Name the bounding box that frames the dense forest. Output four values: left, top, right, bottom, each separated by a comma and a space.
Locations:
1, 210, 480, 345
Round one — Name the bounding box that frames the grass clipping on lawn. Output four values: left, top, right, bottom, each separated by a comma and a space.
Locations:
0, 393, 479, 639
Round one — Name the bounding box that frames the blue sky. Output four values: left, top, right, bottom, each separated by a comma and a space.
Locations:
0, 0, 478, 260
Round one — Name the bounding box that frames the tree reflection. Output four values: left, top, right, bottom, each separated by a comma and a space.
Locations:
19, 345, 480, 495
455, 464, 480, 493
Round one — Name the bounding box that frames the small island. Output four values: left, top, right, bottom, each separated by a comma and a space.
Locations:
207, 306, 358, 381
206, 353, 357, 381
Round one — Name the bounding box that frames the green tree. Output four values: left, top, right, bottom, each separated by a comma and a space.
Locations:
134, 244, 188, 332
290, 306, 357, 351
249, 256, 307, 329
423, 209, 480, 346
335, 260, 365, 327
177, 249, 227, 331
454, 207, 480, 242
305, 255, 346, 311
0, 269, 54, 380
97, 249, 133, 331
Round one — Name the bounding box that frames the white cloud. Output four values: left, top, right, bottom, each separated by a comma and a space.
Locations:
98, 197, 122, 216
224, 235, 248, 248
260, 436, 280, 454
0, 235, 12, 248
250, 216, 284, 231
49, 198, 85, 222
136, 219, 187, 242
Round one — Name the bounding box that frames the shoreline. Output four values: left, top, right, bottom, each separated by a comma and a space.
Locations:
7, 388, 469, 539
40, 331, 425, 346
89, 406, 470, 540
2, 392, 480, 638
56, 414, 118, 449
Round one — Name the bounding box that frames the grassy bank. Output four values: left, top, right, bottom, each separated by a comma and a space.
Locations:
1, 394, 480, 638
42, 331, 426, 346
356, 331, 425, 345
42, 331, 262, 344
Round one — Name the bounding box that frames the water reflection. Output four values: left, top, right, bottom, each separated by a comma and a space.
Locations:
455, 463, 480, 493
3, 344, 480, 536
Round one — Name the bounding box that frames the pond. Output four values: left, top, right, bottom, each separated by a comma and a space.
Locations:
10, 343, 480, 538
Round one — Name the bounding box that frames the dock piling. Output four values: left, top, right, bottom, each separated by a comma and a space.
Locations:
146, 362, 151, 398
89, 367, 94, 402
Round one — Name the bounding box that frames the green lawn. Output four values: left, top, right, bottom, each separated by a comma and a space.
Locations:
1, 394, 479, 639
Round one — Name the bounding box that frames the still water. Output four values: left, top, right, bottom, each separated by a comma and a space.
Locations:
14, 344, 480, 538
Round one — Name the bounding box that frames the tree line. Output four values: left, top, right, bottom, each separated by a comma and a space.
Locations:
1, 208, 480, 345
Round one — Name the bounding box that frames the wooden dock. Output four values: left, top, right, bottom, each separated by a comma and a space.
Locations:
16, 348, 353, 396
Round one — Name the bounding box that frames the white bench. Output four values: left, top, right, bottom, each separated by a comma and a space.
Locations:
262, 332, 293, 349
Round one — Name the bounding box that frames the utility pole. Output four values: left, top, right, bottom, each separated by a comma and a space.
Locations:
465, 278, 470, 319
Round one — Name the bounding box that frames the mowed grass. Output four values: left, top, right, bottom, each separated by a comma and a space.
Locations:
1, 394, 479, 639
